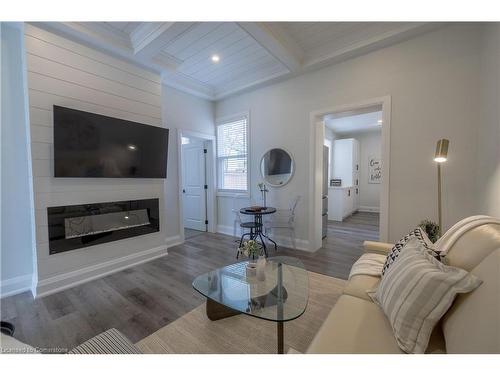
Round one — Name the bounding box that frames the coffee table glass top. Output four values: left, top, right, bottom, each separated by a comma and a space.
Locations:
192, 256, 309, 322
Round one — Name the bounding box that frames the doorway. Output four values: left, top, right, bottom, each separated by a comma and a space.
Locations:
309, 96, 391, 252
177, 130, 216, 241
321, 107, 383, 272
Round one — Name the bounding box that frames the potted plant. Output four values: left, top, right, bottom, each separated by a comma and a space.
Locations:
239, 240, 261, 276
418, 219, 440, 243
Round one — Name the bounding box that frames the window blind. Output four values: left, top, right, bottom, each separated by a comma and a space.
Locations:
216, 117, 248, 192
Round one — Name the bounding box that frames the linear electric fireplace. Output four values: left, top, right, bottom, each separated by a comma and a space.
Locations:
47, 198, 159, 254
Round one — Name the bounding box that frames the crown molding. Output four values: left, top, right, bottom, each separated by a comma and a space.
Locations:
28, 22, 445, 102
214, 23, 445, 101
161, 72, 214, 100
31, 22, 214, 100
302, 22, 446, 70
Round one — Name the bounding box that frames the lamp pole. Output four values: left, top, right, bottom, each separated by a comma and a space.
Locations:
437, 162, 442, 237
434, 138, 449, 237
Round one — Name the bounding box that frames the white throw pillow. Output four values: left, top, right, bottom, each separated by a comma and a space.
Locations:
369, 240, 482, 354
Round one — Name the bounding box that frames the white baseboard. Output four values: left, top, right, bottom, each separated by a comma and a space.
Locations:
217, 224, 235, 237
270, 234, 311, 252
0, 274, 32, 298
358, 206, 380, 213
165, 234, 183, 248
216, 225, 311, 252
34, 234, 182, 298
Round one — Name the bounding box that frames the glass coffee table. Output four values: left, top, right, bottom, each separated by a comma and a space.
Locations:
192, 256, 308, 354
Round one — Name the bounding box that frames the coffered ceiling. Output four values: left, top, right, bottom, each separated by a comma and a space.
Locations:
33, 22, 442, 100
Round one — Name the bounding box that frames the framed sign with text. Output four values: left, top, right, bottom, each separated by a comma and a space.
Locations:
368, 157, 381, 184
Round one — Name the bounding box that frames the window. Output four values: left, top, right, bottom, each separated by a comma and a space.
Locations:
216, 115, 248, 194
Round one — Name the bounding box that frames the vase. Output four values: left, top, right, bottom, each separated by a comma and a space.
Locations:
246, 262, 257, 278
256, 255, 267, 281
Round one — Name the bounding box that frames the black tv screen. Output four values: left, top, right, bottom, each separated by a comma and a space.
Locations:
54, 106, 169, 178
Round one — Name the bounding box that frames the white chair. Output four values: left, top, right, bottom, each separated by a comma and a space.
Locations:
264, 196, 301, 249
231, 194, 251, 237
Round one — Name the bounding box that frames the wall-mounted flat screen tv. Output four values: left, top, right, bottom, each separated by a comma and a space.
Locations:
54, 106, 169, 178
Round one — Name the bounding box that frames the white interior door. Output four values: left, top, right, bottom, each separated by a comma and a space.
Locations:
182, 140, 206, 231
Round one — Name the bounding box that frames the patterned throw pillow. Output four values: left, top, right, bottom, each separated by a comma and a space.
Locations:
382, 227, 440, 275
369, 241, 482, 354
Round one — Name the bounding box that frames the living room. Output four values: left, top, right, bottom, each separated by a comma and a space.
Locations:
1, 1, 500, 373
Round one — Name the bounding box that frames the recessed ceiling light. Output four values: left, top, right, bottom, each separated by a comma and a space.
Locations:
211, 54, 220, 63
127, 144, 137, 150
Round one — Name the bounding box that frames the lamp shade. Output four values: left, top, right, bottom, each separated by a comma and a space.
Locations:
434, 139, 449, 163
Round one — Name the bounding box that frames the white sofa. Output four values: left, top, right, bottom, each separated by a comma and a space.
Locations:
306, 216, 500, 354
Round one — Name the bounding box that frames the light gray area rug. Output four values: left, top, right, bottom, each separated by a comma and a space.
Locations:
136, 271, 346, 354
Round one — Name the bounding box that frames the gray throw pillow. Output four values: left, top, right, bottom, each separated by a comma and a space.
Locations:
369, 240, 482, 354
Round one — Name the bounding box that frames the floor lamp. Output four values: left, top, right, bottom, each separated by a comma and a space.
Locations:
434, 139, 449, 236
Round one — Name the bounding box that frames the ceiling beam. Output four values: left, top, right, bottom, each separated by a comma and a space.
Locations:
131, 22, 194, 63
39, 22, 134, 54
237, 22, 303, 73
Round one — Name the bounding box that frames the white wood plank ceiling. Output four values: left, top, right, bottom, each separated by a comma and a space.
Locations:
32, 22, 442, 100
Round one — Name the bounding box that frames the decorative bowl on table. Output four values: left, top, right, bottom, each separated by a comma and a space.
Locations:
246, 206, 264, 212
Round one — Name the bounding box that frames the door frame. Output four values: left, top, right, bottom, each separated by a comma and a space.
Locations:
309, 95, 391, 251
177, 129, 217, 242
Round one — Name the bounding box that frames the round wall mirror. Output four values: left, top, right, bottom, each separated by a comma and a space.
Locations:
260, 148, 294, 187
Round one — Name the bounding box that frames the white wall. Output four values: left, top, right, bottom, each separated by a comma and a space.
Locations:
1, 23, 37, 297
216, 24, 482, 246
24, 25, 174, 296
324, 127, 336, 179
339, 131, 382, 212
162, 85, 215, 238
477, 24, 500, 217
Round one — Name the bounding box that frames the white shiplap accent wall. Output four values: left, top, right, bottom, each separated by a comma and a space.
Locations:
24, 25, 176, 296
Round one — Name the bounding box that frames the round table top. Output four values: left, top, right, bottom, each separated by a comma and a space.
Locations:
240, 206, 276, 215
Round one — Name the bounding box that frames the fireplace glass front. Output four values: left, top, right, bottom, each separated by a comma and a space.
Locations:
47, 198, 159, 254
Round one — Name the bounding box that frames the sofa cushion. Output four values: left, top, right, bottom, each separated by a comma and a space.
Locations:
441, 224, 500, 271
426, 326, 447, 354
306, 295, 402, 354
344, 274, 380, 301
442, 249, 500, 353
370, 243, 482, 354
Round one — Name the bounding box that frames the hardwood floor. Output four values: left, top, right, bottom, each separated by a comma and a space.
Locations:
184, 228, 205, 240
323, 211, 379, 279
0, 211, 379, 352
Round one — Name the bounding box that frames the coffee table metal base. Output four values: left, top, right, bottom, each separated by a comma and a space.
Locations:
205, 298, 285, 354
